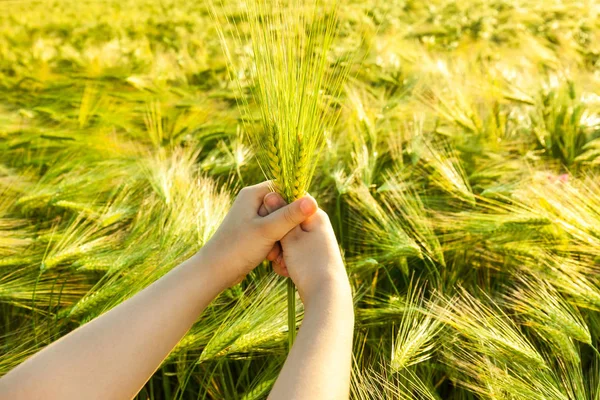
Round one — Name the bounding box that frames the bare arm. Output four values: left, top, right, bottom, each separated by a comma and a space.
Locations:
0, 182, 317, 400
263, 199, 354, 400
270, 279, 354, 399
0, 251, 228, 400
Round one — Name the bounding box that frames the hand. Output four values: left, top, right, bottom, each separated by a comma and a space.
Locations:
262, 194, 349, 304
200, 182, 318, 289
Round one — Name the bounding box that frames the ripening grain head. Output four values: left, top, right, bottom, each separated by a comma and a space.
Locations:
212, 0, 352, 201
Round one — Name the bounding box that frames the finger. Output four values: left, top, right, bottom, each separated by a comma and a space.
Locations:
260, 191, 285, 217
258, 203, 268, 217
263, 195, 286, 263
272, 257, 289, 277
263, 192, 287, 213
258, 195, 318, 241
238, 181, 276, 209
266, 243, 281, 261
300, 208, 330, 232
278, 255, 287, 271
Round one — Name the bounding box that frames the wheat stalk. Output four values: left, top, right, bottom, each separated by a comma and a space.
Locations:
390, 281, 441, 372
212, 0, 351, 347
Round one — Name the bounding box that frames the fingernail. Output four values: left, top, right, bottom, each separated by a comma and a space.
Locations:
299, 197, 316, 215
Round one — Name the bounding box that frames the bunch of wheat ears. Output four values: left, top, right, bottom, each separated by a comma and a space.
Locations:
212, 0, 351, 346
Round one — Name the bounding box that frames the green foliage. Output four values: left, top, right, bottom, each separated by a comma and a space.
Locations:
2, 0, 600, 398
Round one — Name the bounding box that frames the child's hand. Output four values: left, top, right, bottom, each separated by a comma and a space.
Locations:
201, 181, 317, 288
262, 194, 349, 304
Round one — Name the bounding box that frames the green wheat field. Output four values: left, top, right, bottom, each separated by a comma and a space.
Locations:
2, 0, 600, 398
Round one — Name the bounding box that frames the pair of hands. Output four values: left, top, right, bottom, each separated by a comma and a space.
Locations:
201, 181, 347, 304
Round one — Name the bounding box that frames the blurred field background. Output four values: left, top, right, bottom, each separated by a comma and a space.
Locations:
1, 0, 600, 398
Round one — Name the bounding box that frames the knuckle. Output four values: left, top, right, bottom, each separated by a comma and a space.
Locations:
316, 209, 330, 223
237, 187, 250, 199
283, 207, 297, 225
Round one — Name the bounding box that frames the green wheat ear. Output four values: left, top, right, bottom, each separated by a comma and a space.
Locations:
212, 0, 352, 347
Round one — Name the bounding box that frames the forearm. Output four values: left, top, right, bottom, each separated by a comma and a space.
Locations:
269, 278, 354, 400
0, 249, 227, 400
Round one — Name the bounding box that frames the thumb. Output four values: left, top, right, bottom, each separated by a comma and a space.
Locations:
258, 195, 317, 240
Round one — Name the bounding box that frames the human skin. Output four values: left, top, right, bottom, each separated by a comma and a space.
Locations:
0, 182, 354, 400
264, 196, 354, 400
0, 182, 316, 399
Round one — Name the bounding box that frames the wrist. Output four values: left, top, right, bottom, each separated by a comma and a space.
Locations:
302, 273, 353, 314
190, 244, 232, 294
